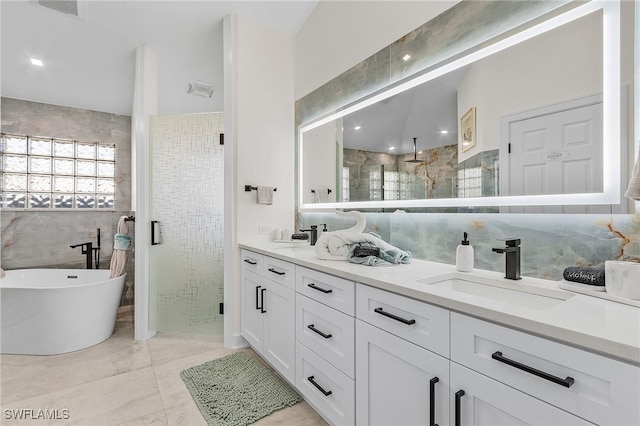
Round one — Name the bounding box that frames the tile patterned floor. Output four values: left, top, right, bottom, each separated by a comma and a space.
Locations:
0, 306, 327, 425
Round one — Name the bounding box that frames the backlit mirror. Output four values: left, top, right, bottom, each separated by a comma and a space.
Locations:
299, 1, 631, 213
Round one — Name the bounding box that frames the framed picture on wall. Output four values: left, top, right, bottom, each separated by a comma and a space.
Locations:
460, 107, 476, 152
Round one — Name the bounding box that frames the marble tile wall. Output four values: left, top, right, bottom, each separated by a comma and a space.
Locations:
1, 98, 134, 305
299, 212, 640, 281
295, 0, 640, 279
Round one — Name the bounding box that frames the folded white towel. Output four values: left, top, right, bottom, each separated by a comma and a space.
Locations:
257, 186, 274, 205
315, 231, 409, 262
624, 150, 640, 200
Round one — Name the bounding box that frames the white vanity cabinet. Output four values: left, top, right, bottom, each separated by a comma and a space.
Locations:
295, 266, 356, 426
239, 245, 640, 426
240, 250, 295, 383
356, 320, 450, 426
355, 284, 450, 426
450, 362, 593, 425
451, 313, 640, 426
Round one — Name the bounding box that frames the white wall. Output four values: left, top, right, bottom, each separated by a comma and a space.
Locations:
302, 121, 338, 204
457, 10, 603, 163
224, 15, 295, 345
295, 0, 461, 100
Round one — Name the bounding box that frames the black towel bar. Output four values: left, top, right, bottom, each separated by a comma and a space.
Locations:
244, 185, 277, 192
311, 188, 332, 194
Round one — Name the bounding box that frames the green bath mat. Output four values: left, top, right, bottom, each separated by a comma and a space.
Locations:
180, 351, 301, 426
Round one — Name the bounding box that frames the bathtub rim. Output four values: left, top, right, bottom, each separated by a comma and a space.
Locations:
0, 269, 126, 289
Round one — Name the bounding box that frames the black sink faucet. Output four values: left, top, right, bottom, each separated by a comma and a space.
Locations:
300, 225, 319, 246
70, 242, 93, 269
492, 238, 521, 280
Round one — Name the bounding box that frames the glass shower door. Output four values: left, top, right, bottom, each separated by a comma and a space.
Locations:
148, 113, 224, 335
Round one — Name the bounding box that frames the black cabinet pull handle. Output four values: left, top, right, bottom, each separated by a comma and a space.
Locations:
260, 288, 267, 313
308, 283, 332, 294
430, 377, 439, 426
455, 390, 465, 426
268, 267, 285, 276
255, 286, 262, 310
308, 376, 332, 396
491, 351, 575, 388
374, 307, 416, 325
243, 259, 257, 265
308, 324, 332, 339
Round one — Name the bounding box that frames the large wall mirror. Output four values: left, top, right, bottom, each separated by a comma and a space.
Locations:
299, 1, 633, 213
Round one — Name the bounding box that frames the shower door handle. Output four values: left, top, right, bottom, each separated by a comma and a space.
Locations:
151, 221, 162, 245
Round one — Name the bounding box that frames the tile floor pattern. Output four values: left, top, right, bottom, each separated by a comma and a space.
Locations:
0, 306, 328, 425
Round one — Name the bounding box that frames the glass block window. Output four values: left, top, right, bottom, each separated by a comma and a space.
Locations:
384, 170, 399, 201
457, 166, 482, 198
1, 134, 116, 209
369, 166, 382, 201
342, 167, 350, 202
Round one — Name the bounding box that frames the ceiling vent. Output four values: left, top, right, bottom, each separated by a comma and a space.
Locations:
38, 0, 80, 17
187, 80, 215, 98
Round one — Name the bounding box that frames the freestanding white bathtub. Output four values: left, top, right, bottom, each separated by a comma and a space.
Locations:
1, 269, 126, 355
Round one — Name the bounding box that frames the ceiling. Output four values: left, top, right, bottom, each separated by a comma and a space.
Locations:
342, 66, 469, 155
1, 0, 317, 116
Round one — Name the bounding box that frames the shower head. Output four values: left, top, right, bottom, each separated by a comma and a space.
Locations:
405, 137, 425, 163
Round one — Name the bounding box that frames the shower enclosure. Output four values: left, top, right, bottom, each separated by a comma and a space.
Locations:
148, 113, 224, 335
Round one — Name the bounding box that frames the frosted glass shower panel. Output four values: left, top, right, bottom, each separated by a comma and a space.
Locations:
149, 113, 225, 335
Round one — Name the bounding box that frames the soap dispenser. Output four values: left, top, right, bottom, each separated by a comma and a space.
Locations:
456, 232, 474, 272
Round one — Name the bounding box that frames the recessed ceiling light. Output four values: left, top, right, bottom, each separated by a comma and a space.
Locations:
30, 58, 44, 67
388, 147, 395, 151
354, 126, 361, 130
440, 130, 449, 134
402, 54, 411, 62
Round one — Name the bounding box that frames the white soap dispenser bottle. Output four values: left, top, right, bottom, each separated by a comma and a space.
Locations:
456, 232, 474, 272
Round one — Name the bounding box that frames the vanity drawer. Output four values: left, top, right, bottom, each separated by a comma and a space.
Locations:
356, 283, 449, 358
240, 249, 262, 272
451, 313, 640, 426
296, 294, 355, 378
262, 256, 295, 289
296, 341, 355, 426
296, 266, 355, 315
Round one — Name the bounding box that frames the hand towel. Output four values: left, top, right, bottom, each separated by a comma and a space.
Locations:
562, 266, 605, 286
114, 233, 132, 250
110, 215, 131, 279
315, 231, 411, 264
624, 149, 640, 200
257, 186, 274, 205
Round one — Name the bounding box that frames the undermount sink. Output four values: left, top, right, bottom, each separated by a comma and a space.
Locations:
420, 275, 573, 310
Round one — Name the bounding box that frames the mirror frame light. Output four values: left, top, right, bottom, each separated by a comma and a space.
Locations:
298, 0, 620, 211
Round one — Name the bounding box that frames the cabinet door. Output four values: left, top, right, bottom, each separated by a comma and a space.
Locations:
241, 269, 264, 349
450, 363, 594, 426
263, 278, 296, 383
356, 320, 449, 426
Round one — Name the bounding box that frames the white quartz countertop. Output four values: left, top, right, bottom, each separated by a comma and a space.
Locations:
239, 241, 640, 366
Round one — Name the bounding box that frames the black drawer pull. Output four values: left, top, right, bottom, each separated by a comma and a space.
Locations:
243, 259, 257, 265
260, 288, 267, 313
308, 324, 332, 339
492, 351, 575, 388
268, 267, 285, 276
308, 283, 332, 294
455, 390, 465, 426
430, 377, 439, 426
255, 286, 262, 310
308, 376, 332, 396
374, 307, 416, 325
